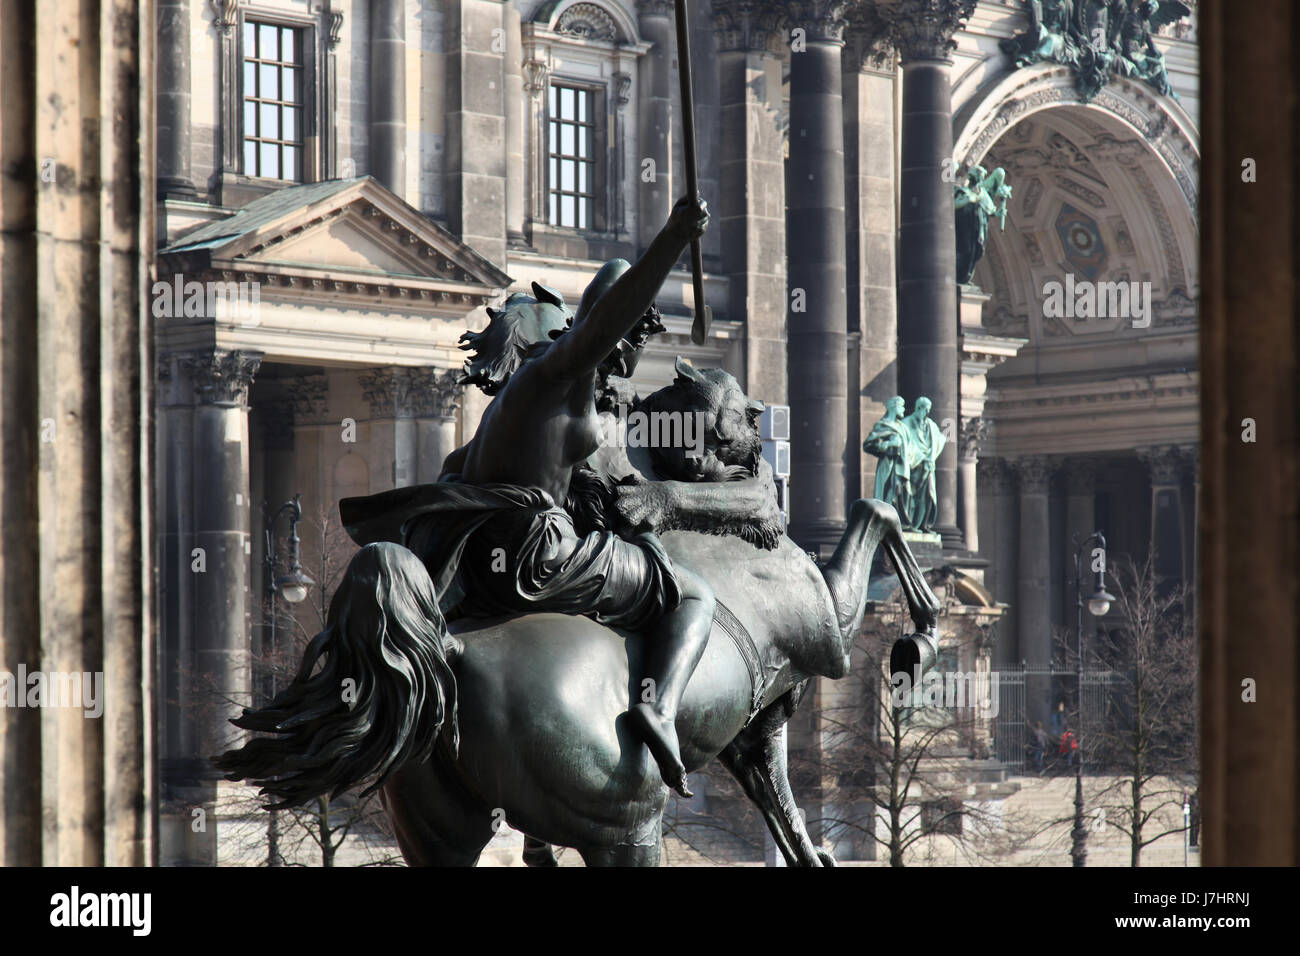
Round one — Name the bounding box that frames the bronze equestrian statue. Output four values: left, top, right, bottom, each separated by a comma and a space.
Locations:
217, 197, 943, 866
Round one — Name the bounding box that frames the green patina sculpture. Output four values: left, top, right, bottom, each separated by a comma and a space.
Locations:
955, 165, 1011, 286
862, 396, 912, 516
864, 397, 947, 534
1000, 0, 1189, 102
901, 397, 947, 534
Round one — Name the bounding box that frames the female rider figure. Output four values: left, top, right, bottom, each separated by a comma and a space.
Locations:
439, 196, 713, 797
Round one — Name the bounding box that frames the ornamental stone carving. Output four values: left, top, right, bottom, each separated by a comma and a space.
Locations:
182, 349, 263, 407
556, 3, 620, 42
712, 0, 787, 54
1013, 454, 1054, 494
876, 0, 978, 63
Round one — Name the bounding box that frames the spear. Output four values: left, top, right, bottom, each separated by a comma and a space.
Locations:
674, 0, 712, 344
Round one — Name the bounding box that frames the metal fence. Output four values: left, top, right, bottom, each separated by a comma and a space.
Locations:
994, 665, 1125, 773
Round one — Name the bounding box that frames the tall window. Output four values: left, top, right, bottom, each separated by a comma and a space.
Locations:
243, 21, 303, 181
548, 83, 596, 229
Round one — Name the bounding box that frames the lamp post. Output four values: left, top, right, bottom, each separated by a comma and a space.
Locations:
1071, 530, 1116, 868
263, 494, 314, 867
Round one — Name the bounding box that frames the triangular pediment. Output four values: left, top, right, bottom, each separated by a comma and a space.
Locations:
162, 177, 511, 293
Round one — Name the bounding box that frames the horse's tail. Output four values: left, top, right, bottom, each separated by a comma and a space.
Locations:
214, 541, 459, 809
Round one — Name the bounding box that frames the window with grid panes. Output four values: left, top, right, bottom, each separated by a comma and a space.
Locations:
243, 21, 303, 181
547, 83, 597, 229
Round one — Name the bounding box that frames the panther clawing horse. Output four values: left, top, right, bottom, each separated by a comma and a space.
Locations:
216, 371, 941, 867
217, 229, 942, 866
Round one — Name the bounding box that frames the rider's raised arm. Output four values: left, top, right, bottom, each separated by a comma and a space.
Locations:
542, 196, 708, 379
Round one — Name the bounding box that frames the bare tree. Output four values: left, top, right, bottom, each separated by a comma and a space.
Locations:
797, 597, 1040, 867
1068, 552, 1198, 866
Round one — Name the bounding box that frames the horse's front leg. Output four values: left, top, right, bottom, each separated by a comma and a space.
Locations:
718, 682, 833, 867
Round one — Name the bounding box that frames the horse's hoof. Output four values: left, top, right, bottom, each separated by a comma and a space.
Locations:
890, 631, 938, 683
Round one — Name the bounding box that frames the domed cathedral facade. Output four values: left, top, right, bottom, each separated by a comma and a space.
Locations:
150, 0, 1197, 863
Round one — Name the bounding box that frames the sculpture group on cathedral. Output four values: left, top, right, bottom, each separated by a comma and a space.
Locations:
863, 396, 948, 534
1000, 0, 1190, 102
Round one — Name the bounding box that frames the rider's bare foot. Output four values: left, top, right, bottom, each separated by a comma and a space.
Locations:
629, 702, 692, 798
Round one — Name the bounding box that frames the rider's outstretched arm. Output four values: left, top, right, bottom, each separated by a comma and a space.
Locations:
542, 196, 708, 379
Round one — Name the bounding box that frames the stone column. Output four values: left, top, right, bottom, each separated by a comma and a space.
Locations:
157, 349, 261, 866
1014, 456, 1054, 728
785, 0, 850, 556
636, 1, 675, 255
369, 0, 407, 196
413, 368, 464, 482
957, 417, 987, 552
843, 10, 897, 497
445, 0, 508, 267
713, 2, 787, 405
1138, 445, 1189, 587
1064, 458, 1098, 560
979, 457, 1019, 669
157, 0, 198, 198
0, 0, 154, 866
880, 0, 977, 551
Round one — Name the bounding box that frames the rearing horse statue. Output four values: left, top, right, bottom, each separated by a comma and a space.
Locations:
217, 200, 942, 867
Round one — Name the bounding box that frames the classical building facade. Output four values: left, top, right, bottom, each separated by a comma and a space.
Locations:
151, 0, 1199, 863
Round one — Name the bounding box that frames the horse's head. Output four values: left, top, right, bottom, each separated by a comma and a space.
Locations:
639, 357, 764, 482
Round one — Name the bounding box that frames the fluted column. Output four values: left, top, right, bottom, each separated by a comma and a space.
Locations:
881, 0, 977, 551
786, 0, 850, 555
957, 417, 987, 552
0, 0, 154, 866
713, 2, 787, 405
1014, 456, 1054, 728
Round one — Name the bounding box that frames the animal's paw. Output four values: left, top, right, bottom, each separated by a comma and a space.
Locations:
614, 480, 671, 533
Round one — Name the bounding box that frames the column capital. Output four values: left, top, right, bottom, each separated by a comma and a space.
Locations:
410, 368, 464, 420
786, 1, 850, 44
1065, 458, 1101, 495
178, 349, 263, 407
1012, 455, 1054, 494
958, 416, 988, 462
712, 0, 787, 54
360, 367, 462, 420
875, 0, 977, 64
280, 372, 329, 421
977, 456, 1016, 494
1137, 444, 1195, 486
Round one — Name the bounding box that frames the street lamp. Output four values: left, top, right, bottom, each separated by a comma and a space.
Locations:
1071, 529, 1116, 868
263, 494, 314, 867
